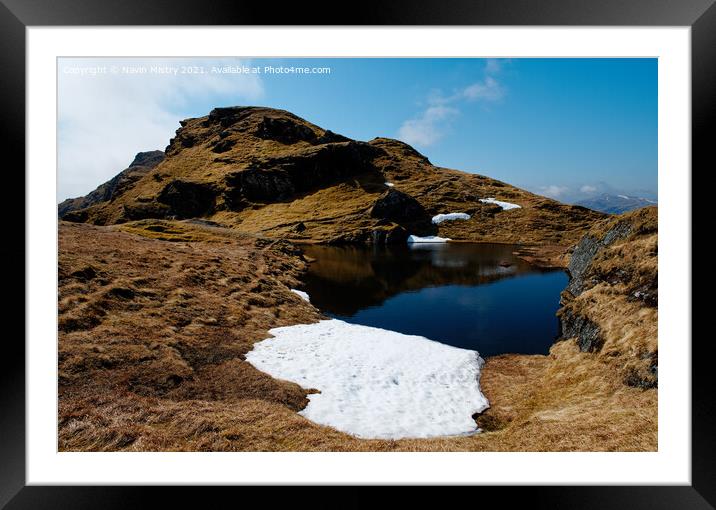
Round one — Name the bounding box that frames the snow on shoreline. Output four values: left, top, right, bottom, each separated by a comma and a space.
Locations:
432, 212, 471, 224
245, 319, 489, 439
407, 235, 451, 243
290, 289, 310, 302
479, 197, 521, 210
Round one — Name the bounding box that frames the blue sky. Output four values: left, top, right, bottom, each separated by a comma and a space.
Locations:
58, 57, 657, 202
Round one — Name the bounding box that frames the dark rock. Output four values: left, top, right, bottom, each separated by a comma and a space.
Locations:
207, 106, 257, 127
62, 209, 89, 223
255, 116, 317, 144
557, 309, 604, 352
232, 168, 296, 202
315, 130, 350, 144
371, 230, 386, 244
157, 180, 216, 218
129, 151, 165, 168
224, 141, 382, 205
624, 352, 658, 388
566, 221, 633, 297
212, 138, 237, 153
370, 225, 408, 244
479, 203, 502, 217
182, 136, 196, 149
370, 189, 427, 224
628, 280, 659, 307
122, 202, 171, 221
293, 222, 307, 233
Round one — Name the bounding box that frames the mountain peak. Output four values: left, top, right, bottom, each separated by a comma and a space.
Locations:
61, 106, 603, 249
165, 106, 351, 157
129, 150, 165, 168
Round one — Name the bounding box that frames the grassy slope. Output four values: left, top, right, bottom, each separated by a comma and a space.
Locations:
59, 217, 656, 451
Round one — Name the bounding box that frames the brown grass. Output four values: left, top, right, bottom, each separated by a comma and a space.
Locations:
59, 221, 656, 452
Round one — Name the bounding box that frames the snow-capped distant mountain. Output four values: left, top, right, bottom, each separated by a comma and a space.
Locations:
575, 193, 657, 214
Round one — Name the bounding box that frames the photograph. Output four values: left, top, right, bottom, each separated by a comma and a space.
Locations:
2, 1, 707, 500
56, 56, 659, 452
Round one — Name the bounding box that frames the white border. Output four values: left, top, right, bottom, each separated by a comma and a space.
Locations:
27, 27, 691, 485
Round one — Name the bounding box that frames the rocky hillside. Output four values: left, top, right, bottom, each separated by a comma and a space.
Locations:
557, 206, 658, 388
60, 106, 602, 253
59, 150, 165, 218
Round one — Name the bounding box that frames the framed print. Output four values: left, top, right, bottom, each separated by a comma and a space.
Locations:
2, 0, 712, 506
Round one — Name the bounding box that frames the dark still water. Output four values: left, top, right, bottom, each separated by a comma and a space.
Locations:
300, 243, 568, 357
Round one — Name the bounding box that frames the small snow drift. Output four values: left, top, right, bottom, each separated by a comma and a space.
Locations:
480, 197, 521, 211
245, 319, 488, 439
385, 182, 395, 187
290, 289, 310, 302
432, 212, 470, 225
407, 235, 451, 243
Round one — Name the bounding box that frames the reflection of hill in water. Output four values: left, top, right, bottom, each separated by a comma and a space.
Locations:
301, 243, 552, 316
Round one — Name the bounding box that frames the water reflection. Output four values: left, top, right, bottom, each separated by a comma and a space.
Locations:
300, 243, 568, 356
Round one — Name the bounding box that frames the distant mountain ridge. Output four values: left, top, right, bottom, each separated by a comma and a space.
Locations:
58, 150, 165, 218
575, 193, 657, 214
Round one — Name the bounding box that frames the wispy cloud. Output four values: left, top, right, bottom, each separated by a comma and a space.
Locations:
539, 185, 570, 199
485, 58, 503, 75
462, 76, 505, 102
580, 184, 598, 193
58, 57, 264, 201
398, 59, 508, 148
397, 105, 459, 147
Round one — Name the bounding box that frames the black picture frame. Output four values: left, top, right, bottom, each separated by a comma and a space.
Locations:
1, 0, 710, 507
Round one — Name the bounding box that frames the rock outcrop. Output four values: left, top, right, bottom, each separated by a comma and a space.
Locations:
557, 207, 658, 387
564, 220, 633, 297
558, 309, 604, 353
59, 151, 165, 219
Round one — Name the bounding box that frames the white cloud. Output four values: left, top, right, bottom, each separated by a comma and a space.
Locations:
462, 76, 505, 102
398, 105, 459, 147
397, 61, 507, 148
58, 57, 264, 201
539, 185, 570, 199
580, 185, 598, 193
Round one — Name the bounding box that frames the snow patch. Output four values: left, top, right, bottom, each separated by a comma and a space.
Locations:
617, 194, 630, 199
432, 212, 470, 224
245, 319, 488, 439
290, 289, 310, 302
385, 182, 395, 187
407, 235, 451, 244
479, 197, 521, 210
